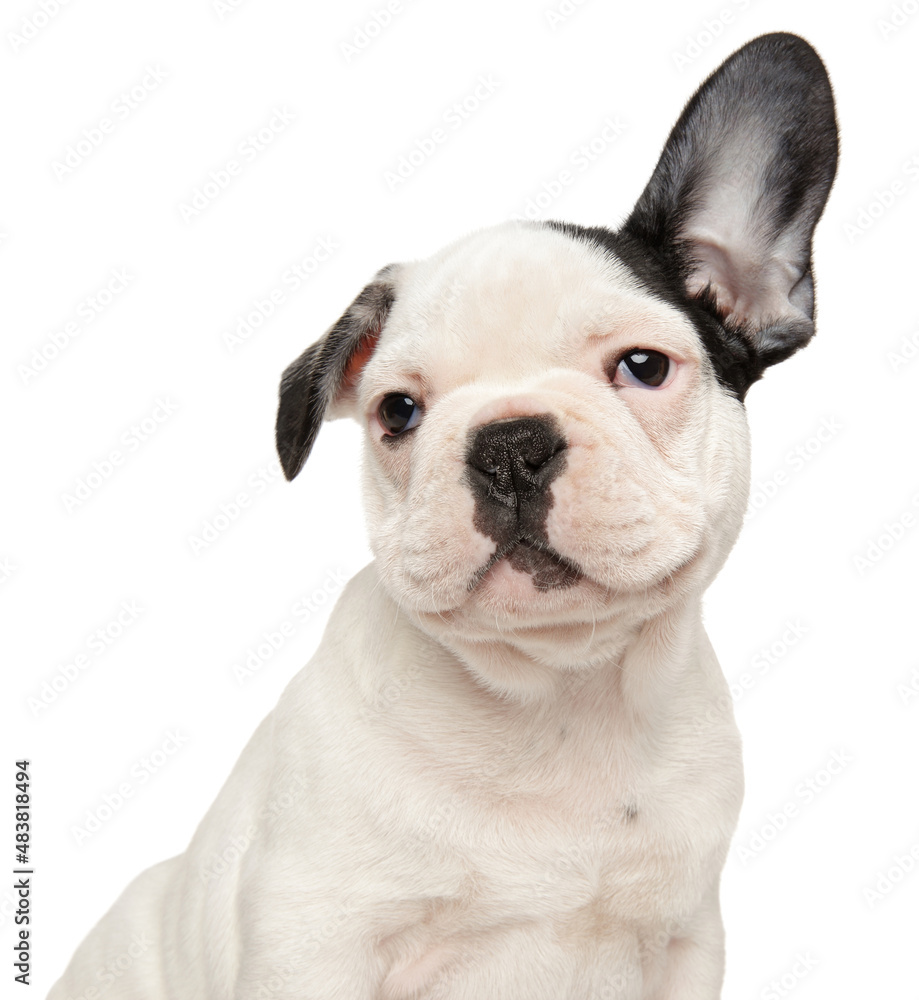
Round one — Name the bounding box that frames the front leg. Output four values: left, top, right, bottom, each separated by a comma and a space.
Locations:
233, 929, 381, 1000
646, 886, 726, 1000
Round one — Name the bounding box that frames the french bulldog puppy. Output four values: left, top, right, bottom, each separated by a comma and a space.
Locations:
51, 32, 837, 1000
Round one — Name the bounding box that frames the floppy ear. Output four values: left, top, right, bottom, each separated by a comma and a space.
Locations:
624, 33, 838, 386
276, 264, 400, 481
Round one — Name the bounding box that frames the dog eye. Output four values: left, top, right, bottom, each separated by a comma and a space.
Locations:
378, 394, 422, 435
614, 349, 671, 388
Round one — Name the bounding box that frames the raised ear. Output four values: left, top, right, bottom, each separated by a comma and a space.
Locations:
275, 264, 400, 481
624, 33, 838, 383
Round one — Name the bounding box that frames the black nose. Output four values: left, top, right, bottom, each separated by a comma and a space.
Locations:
466, 416, 566, 514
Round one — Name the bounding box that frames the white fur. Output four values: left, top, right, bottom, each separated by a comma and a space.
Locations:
51, 222, 749, 999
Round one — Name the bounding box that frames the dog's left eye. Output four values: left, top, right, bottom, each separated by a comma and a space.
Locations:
378, 394, 422, 436
613, 349, 671, 388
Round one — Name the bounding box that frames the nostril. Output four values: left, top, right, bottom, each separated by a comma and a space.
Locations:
523, 439, 566, 470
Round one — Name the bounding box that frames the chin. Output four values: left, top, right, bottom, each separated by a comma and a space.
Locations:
468, 557, 591, 622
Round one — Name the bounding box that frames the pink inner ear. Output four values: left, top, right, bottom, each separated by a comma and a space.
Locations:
341, 328, 380, 391
683, 214, 812, 331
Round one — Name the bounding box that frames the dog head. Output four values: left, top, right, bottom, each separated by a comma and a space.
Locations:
276, 34, 837, 694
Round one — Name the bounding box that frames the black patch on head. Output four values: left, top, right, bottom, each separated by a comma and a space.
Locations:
275, 269, 398, 480
544, 220, 763, 399
549, 33, 838, 400
465, 416, 581, 590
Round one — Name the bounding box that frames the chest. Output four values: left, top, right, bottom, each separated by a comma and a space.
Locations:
369, 783, 734, 1000
384, 693, 742, 939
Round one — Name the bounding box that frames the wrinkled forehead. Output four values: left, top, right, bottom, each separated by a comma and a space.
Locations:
367, 222, 702, 387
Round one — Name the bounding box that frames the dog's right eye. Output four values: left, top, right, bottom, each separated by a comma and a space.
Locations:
378, 394, 421, 436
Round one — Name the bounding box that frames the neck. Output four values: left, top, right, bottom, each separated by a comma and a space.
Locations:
402, 582, 705, 716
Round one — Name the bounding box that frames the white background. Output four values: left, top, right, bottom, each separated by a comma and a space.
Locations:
3, 0, 918, 995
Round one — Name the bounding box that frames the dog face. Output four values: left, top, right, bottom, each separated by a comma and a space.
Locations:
347, 227, 742, 646
276, 34, 837, 690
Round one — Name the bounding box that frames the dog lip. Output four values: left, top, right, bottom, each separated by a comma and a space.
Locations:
467, 535, 584, 592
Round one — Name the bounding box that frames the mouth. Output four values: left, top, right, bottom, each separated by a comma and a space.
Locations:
469, 536, 583, 592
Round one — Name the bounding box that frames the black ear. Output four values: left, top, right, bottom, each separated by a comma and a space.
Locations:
276, 265, 399, 481
624, 33, 838, 385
